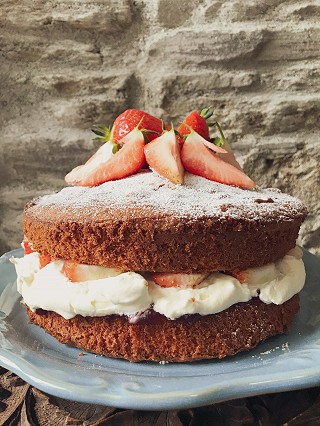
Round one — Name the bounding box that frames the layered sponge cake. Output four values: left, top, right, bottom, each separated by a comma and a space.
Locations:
12, 108, 308, 362
15, 172, 307, 361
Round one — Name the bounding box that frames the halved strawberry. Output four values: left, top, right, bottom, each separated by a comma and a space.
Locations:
64, 261, 79, 282
39, 255, 51, 269
181, 130, 256, 188
65, 127, 145, 186
211, 122, 243, 171
111, 109, 163, 143
64, 261, 122, 282
23, 236, 35, 255
217, 138, 243, 171
151, 272, 208, 288
144, 128, 184, 184
177, 107, 213, 143
185, 130, 228, 154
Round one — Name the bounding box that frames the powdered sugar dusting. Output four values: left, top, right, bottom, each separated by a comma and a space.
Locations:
34, 172, 306, 221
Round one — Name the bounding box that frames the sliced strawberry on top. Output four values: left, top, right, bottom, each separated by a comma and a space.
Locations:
177, 107, 213, 143
111, 109, 162, 143
211, 122, 243, 171
65, 127, 145, 187
144, 128, 184, 184
65, 140, 117, 185
185, 130, 228, 154
64, 261, 122, 282
217, 138, 243, 171
181, 130, 256, 188
151, 272, 208, 288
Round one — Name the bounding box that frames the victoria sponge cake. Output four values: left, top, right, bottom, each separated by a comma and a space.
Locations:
12, 108, 308, 362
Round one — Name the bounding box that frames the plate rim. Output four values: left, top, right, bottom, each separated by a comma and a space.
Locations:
1, 248, 320, 410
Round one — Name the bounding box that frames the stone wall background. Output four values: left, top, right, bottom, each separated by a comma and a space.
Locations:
0, 0, 319, 256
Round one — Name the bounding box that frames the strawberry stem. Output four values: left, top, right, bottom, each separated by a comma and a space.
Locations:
211, 136, 224, 147
112, 143, 120, 154
174, 129, 184, 139
91, 124, 111, 142
141, 129, 160, 135
210, 122, 226, 147
140, 129, 161, 144
142, 132, 151, 144
215, 121, 226, 141
200, 107, 214, 121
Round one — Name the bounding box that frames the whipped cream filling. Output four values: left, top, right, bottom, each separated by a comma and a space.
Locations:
11, 247, 306, 320
12, 254, 151, 319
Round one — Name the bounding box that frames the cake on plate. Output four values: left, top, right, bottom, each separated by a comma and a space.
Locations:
12, 108, 307, 362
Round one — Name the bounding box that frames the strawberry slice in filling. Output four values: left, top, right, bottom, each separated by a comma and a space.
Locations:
63, 261, 123, 282
22, 236, 35, 255
22, 237, 51, 269
39, 255, 51, 269
150, 272, 209, 288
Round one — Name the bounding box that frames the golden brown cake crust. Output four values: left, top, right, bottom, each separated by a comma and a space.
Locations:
27, 295, 299, 362
23, 172, 307, 272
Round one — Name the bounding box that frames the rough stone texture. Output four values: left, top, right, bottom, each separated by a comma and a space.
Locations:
0, 0, 319, 256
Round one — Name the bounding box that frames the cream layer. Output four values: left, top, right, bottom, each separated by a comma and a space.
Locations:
11, 247, 305, 320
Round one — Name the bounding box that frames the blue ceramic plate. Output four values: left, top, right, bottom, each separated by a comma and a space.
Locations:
0, 248, 320, 410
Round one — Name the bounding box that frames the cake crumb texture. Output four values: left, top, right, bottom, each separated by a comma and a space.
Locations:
23, 172, 307, 272
27, 295, 299, 362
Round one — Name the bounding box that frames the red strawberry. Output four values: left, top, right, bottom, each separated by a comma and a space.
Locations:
181, 130, 256, 188
151, 272, 208, 288
65, 127, 145, 186
64, 261, 122, 282
39, 255, 51, 269
144, 128, 184, 184
111, 109, 162, 143
23, 236, 35, 255
177, 107, 213, 143
22, 237, 51, 267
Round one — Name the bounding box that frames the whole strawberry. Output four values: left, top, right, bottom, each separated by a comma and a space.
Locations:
177, 107, 213, 142
111, 109, 163, 143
